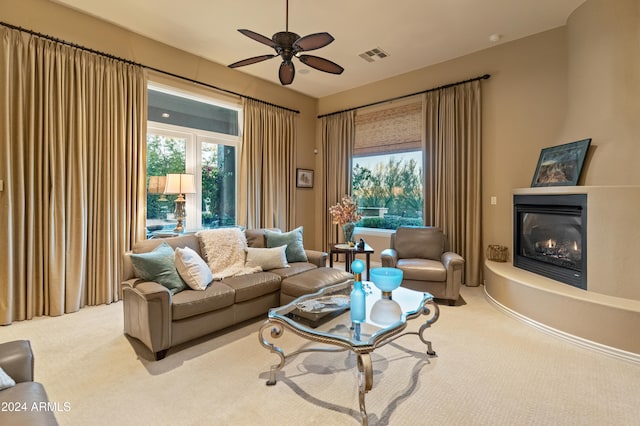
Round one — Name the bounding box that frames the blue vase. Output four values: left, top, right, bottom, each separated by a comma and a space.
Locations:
350, 281, 366, 324
350, 260, 366, 324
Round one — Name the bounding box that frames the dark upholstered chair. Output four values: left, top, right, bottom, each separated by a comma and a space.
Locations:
380, 226, 464, 305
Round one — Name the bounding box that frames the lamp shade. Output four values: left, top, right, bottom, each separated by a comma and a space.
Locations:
164, 174, 196, 195
147, 176, 167, 194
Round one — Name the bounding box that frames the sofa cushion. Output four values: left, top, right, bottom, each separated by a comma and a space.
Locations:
222, 272, 282, 303
129, 242, 187, 294
264, 227, 308, 263
133, 234, 201, 255
395, 227, 444, 261
245, 245, 289, 271
245, 228, 279, 248
269, 262, 316, 279
280, 267, 353, 299
0, 382, 57, 425
171, 282, 236, 321
397, 258, 447, 282
174, 247, 213, 291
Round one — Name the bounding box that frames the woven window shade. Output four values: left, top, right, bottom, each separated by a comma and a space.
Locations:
354, 100, 422, 156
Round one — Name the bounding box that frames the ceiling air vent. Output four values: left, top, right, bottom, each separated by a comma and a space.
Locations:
359, 47, 389, 63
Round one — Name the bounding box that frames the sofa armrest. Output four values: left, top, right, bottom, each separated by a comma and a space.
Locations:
0, 340, 34, 383
442, 252, 464, 270
442, 252, 465, 300
122, 280, 172, 357
121, 277, 143, 291
305, 250, 327, 267
380, 248, 399, 267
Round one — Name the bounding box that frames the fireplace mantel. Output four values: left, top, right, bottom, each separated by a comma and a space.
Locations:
484, 185, 640, 359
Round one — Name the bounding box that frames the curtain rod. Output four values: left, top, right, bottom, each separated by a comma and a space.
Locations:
317, 74, 491, 119
0, 21, 300, 114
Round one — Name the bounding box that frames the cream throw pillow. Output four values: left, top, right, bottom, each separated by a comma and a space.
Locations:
245, 245, 289, 271
0, 366, 16, 390
174, 246, 213, 290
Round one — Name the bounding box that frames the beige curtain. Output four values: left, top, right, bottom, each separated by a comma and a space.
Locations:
0, 28, 147, 324
239, 98, 296, 230
321, 111, 355, 248
423, 80, 482, 286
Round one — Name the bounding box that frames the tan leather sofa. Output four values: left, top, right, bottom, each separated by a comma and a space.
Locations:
380, 226, 465, 305
121, 229, 352, 360
0, 340, 58, 426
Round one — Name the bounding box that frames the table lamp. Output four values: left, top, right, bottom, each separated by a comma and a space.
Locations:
164, 173, 196, 232
147, 176, 168, 201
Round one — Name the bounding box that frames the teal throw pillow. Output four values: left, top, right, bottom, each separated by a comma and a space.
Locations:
129, 242, 187, 294
264, 227, 308, 263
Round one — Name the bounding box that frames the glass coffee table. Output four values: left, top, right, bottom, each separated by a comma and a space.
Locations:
259, 280, 440, 425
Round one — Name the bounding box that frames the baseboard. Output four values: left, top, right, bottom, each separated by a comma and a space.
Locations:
483, 286, 640, 365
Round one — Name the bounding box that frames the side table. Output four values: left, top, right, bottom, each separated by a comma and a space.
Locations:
329, 243, 375, 280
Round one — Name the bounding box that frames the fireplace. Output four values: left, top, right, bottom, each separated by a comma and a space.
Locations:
513, 194, 587, 290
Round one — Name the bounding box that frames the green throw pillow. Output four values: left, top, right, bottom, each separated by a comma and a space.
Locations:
264, 227, 308, 263
129, 242, 187, 294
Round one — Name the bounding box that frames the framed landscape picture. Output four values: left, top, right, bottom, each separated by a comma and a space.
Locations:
531, 139, 591, 187
296, 168, 314, 188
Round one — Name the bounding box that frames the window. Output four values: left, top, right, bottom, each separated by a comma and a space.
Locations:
146, 86, 241, 234
352, 99, 423, 229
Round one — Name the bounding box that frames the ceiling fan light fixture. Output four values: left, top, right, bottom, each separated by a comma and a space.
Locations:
228, 0, 343, 85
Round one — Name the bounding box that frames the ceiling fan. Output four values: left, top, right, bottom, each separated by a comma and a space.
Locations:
228, 0, 344, 85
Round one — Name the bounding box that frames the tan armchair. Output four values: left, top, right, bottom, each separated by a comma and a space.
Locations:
380, 226, 464, 305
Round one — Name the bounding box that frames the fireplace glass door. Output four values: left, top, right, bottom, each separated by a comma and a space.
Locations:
520, 212, 583, 271
513, 194, 587, 290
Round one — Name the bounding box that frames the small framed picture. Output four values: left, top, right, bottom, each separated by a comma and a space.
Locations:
531, 139, 591, 187
296, 168, 314, 188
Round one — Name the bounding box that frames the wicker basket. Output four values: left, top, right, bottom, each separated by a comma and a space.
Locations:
486, 245, 509, 262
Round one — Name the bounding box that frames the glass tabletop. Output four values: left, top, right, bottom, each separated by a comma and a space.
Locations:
268, 280, 433, 348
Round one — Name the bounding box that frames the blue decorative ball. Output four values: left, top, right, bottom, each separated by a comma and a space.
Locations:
351, 259, 365, 274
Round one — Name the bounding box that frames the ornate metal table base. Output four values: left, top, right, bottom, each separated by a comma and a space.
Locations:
259, 300, 440, 425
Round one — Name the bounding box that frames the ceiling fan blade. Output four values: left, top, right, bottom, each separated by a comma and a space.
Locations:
238, 29, 277, 48
228, 54, 277, 68
293, 32, 334, 52
279, 61, 295, 85
298, 54, 344, 75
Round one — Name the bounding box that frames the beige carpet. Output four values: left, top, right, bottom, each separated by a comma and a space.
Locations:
2, 285, 639, 425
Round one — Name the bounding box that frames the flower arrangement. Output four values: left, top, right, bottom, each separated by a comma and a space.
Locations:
329, 195, 362, 225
